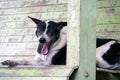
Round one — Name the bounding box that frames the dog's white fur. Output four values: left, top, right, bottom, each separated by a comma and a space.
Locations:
38, 21, 51, 43
96, 41, 116, 68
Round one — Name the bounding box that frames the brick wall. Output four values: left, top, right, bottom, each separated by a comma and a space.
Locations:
0, 0, 67, 61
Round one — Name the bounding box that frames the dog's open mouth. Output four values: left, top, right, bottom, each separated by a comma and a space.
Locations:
41, 43, 51, 55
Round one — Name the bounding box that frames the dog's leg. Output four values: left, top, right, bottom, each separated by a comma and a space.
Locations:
2, 59, 39, 66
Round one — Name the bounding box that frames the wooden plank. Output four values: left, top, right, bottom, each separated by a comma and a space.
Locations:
67, 0, 80, 66
0, 36, 23, 42
0, 0, 68, 3
0, 66, 76, 79
0, 12, 67, 22
0, 56, 34, 62
97, 7, 120, 16
97, 15, 120, 24
0, 35, 37, 42
97, 31, 120, 40
0, 77, 67, 80
97, 24, 120, 33
0, 4, 67, 15
0, 28, 36, 36
97, 7, 120, 24
97, 24, 120, 39
0, 0, 15, 1
0, 42, 38, 50
0, 0, 58, 8
97, 0, 120, 8
0, 22, 35, 29
74, 0, 96, 80
58, 0, 68, 4
0, 49, 35, 56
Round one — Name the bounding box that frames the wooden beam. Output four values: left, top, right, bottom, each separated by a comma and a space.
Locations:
73, 0, 97, 80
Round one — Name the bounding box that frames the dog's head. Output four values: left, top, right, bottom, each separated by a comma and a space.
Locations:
28, 16, 67, 55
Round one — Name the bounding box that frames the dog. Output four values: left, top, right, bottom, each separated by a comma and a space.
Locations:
2, 16, 67, 66
97, 38, 120, 69
1, 17, 120, 70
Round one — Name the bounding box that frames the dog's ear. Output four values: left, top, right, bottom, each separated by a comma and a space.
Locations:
57, 22, 67, 30
28, 16, 42, 24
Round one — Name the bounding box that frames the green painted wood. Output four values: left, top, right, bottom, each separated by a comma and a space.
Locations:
97, 15, 120, 24
97, 0, 120, 8
97, 7, 120, 24
97, 7, 120, 16
0, 66, 77, 80
0, 77, 67, 80
0, 66, 75, 77
70, 0, 96, 80
97, 24, 120, 39
97, 0, 120, 39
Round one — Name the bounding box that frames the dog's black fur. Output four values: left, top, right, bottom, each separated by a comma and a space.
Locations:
97, 38, 120, 69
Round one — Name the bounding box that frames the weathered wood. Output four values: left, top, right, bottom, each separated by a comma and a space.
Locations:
97, 0, 120, 8
0, 49, 35, 56
0, 22, 35, 29
0, 66, 75, 77
0, 28, 36, 36
97, 7, 120, 24
97, 24, 120, 39
0, 12, 67, 22
97, 7, 120, 16
0, 0, 58, 8
97, 15, 120, 24
0, 56, 34, 62
73, 0, 96, 80
0, 35, 37, 43
0, 66, 77, 80
0, 4, 67, 15
0, 77, 67, 80
0, 42, 38, 50
67, 0, 80, 66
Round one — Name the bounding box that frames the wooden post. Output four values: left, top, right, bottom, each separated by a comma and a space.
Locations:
70, 0, 97, 80
67, 0, 80, 66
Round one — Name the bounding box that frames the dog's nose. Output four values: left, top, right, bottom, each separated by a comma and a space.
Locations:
39, 38, 46, 43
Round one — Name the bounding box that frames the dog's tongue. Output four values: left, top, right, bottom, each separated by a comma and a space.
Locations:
41, 44, 49, 55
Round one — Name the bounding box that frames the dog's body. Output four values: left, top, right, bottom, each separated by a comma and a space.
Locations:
97, 38, 120, 69
2, 17, 67, 66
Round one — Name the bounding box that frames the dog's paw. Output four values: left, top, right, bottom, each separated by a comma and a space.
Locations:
2, 60, 18, 66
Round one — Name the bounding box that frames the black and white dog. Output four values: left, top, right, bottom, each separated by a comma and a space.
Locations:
97, 38, 120, 69
1, 17, 120, 70
2, 16, 67, 66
